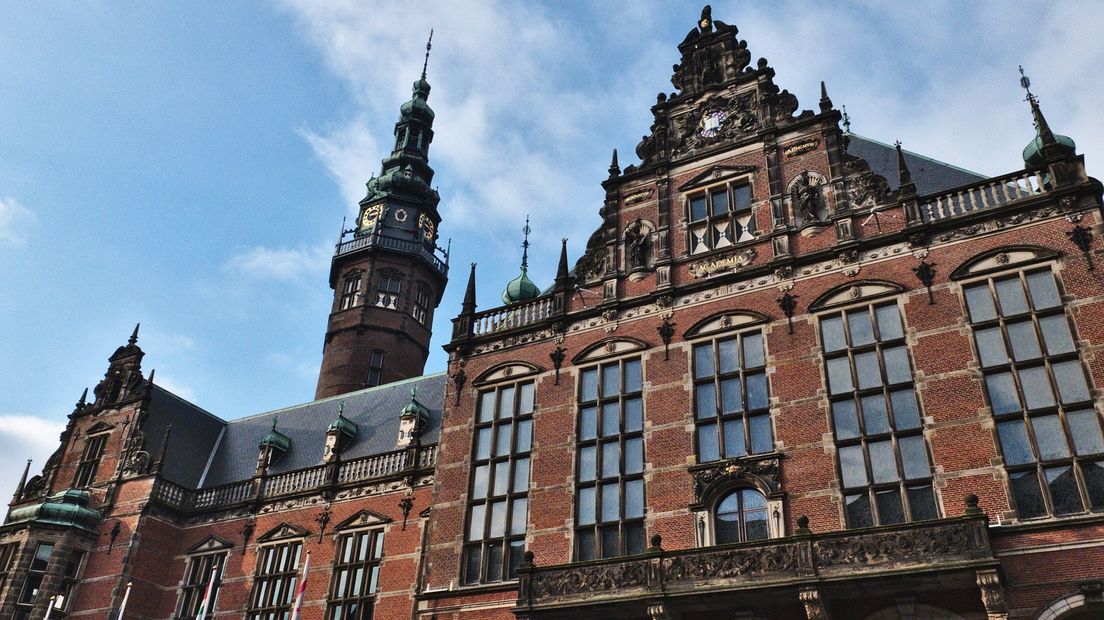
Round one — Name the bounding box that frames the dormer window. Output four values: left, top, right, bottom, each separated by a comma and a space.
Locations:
687, 182, 754, 254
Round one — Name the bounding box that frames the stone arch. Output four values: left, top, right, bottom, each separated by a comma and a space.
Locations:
1035, 592, 1091, 620
863, 603, 965, 620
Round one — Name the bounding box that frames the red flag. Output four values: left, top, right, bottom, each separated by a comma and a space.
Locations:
289, 550, 311, 620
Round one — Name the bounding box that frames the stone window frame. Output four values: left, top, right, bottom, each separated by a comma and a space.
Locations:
56, 548, 86, 614
462, 373, 535, 585
689, 325, 773, 463
574, 356, 647, 561
325, 527, 385, 619
816, 296, 939, 528
14, 542, 54, 619
364, 351, 385, 388
958, 264, 1104, 519
245, 539, 304, 620
174, 546, 227, 620
339, 272, 363, 311
684, 177, 755, 255
73, 433, 109, 488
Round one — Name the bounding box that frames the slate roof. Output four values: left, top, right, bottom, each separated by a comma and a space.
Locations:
847, 134, 988, 195
138, 373, 446, 489
200, 373, 445, 487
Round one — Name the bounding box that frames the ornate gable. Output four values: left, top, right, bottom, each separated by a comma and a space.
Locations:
334, 509, 392, 531
256, 522, 310, 543
187, 535, 234, 554
678, 165, 758, 192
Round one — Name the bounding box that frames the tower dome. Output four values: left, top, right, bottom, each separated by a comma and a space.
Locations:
501, 216, 542, 305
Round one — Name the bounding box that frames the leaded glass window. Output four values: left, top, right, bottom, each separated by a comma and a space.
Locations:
326, 529, 383, 619
692, 330, 772, 461
463, 381, 534, 584
74, 434, 107, 487
576, 358, 646, 560
714, 489, 769, 544
246, 541, 302, 620
176, 551, 224, 619
820, 302, 938, 527
687, 182, 755, 254
963, 268, 1104, 518
340, 275, 362, 310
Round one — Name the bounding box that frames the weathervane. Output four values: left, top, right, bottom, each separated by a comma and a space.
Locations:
1018, 65, 1036, 104
521, 215, 532, 271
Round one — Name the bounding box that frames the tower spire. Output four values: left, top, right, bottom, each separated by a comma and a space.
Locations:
1018, 65, 1075, 166
895, 140, 916, 199
520, 215, 532, 272
1019, 65, 1055, 145
462, 263, 478, 315
421, 29, 434, 81
128, 323, 140, 346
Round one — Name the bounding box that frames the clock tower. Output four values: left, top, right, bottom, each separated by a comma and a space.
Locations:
315, 39, 449, 399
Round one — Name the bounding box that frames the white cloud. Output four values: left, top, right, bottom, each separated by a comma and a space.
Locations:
0, 414, 65, 498
0, 196, 34, 246
153, 375, 196, 402
224, 244, 331, 282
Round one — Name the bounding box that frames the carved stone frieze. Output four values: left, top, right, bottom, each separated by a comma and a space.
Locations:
689, 247, 756, 279
529, 558, 650, 599
812, 521, 979, 567
691, 456, 781, 504
672, 93, 760, 159
662, 543, 799, 582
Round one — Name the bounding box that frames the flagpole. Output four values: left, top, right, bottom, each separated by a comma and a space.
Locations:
116, 581, 132, 620
289, 550, 311, 620
43, 595, 56, 620
195, 563, 220, 620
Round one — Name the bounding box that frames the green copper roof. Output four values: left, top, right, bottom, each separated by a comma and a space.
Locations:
260, 418, 291, 453
8, 489, 101, 534
1023, 129, 1076, 166
401, 386, 430, 420
502, 268, 541, 304
327, 414, 358, 440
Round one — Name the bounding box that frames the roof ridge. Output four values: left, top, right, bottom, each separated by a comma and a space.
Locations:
150, 384, 225, 424
849, 133, 988, 179
226, 372, 448, 424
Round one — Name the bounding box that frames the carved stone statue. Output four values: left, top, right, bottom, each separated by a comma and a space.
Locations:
790, 172, 827, 224
624, 219, 651, 269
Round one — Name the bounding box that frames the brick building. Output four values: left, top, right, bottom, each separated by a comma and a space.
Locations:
4, 6, 1104, 620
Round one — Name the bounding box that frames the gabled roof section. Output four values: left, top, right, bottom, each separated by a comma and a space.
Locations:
678, 165, 758, 192
846, 134, 987, 196
141, 385, 226, 488
201, 373, 446, 487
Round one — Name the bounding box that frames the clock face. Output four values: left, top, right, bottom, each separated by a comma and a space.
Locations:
359, 205, 383, 229
699, 110, 727, 138
418, 213, 436, 240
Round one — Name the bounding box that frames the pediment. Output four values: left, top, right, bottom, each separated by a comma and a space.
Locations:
683, 311, 770, 339
572, 337, 648, 364
256, 522, 310, 543
474, 362, 542, 385
187, 535, 234, 554
808, 280, 906, 311
334, 509, 391, 531
85, 421, 114, 435
678, 165, 758, 192
950, 245, 1061, 280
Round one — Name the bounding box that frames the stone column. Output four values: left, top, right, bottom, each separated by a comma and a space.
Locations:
800, 586, 831, 620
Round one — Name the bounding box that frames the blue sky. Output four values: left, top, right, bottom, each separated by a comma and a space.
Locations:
1, 0, 1102, 495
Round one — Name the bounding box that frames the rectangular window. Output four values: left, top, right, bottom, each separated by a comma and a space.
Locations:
340, 276, 362, 311
176, 552, 225, 619
16, 543, 54, 618
56, 549, 86, 613
575, 358, 646, 560
0, 543, 17, 594
820, 303, 938, 527
963, 268, 1103, 518
365, 351, 384, 388
692, 330, 772, 461
687, 182, 754, 254
327, 529, 383, 619
413, 287, 430, 325
376, 275, 401, 309
463, 381, 534, 584
246, 541, 303, 620
74, 434, 108, 487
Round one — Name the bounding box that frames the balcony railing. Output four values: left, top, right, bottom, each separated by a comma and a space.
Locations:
517, 515, 994, 612
150, 444, 436, 512
472, 296, 554, 336
917, 167, 1050, 223
335, 232, 448, 276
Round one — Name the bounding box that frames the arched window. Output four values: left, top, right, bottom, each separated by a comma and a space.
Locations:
714, 488, 768, 544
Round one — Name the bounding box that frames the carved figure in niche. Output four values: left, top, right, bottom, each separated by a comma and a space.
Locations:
788, 171, 828, 225
623, 219, 653, 270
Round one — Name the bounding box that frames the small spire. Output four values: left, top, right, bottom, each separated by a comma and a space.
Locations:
819, 80, 832, 113
520, 216, 532, 272
556, 238, 570, 284
841, 105, 851, 134
128, 323, 140, 346
608, 148, 620, 179
271, 416, 278, 433
337, 400, 345, 418
410, 385, 418, 402
147, 368, 155, 386
1019, 65, 1056, 145
895, 140, 916, 199
461, 263, 477, 315
154, 425, 173, 473
77, 387, 88, 406
12, 458, 31, 502
421, 29, 434, 81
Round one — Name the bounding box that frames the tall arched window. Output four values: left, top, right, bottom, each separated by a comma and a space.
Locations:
714, 488, 768, 544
